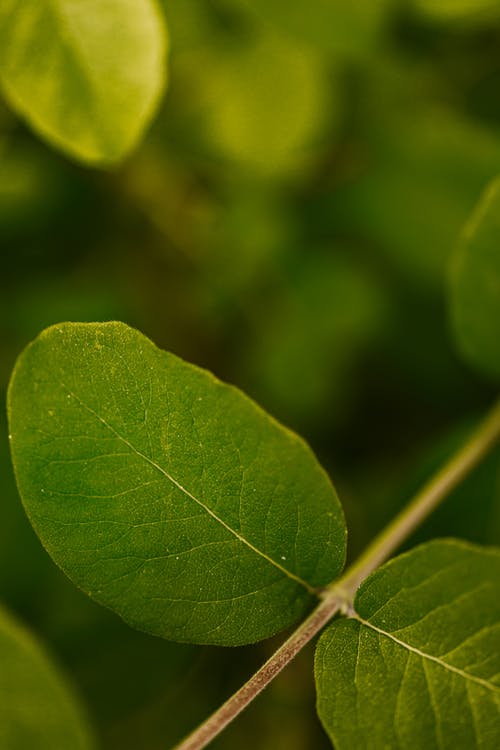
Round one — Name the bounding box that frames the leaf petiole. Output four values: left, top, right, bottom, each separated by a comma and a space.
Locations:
172, 595, 341, 750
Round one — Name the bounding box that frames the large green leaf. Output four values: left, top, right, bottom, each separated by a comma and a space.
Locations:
8, 322, 346, 646
449, 177, 500, 380
0, 0, 168, 165
0, 604, 94, 750
315, 540, 500, 749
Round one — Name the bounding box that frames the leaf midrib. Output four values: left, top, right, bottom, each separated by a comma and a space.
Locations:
353, 614, 500, 693
63, 385, 318, 595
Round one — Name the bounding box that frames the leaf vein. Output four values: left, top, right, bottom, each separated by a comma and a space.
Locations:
62, 384, 317, 594
353, 614, 500, 694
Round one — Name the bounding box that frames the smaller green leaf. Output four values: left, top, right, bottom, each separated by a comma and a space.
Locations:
449, 177, 500, 380
190, 29, 332, 176
0, 604, 95, 750
316, 539, 500, 750
8, 322, 346, 646
0, 0, 168, 165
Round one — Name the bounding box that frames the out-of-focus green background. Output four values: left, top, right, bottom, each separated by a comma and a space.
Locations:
1, 1, 500, 748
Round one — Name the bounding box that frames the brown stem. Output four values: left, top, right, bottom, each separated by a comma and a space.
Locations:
172, 595, 341, 750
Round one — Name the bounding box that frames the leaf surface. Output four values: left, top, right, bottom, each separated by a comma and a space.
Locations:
8, 322, 346, 645
316, 540, 500, 749
450, 177, 500, 380
0, 604, 94, 750
0, 0, 168, 165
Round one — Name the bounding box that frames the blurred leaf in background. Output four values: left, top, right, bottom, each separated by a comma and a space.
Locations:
0, 605, 95, 749
450, 176, 500, 380
0, 0, 168, 164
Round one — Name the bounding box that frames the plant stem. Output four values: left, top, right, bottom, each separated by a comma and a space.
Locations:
172, 595, 341, 750
336, 396, 500, 597
172, 396, 500, 750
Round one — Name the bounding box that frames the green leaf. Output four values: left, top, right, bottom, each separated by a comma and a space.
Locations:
0, 0, 168, 165
450, 177, 500, 380
190, 29, 332, 176
8, 322, 346, 646
0, 604, 95, 750
315, 540, 500, 749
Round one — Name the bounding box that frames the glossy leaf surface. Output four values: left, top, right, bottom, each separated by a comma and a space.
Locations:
316, 540, 500, 749
8, 322, 346, 645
